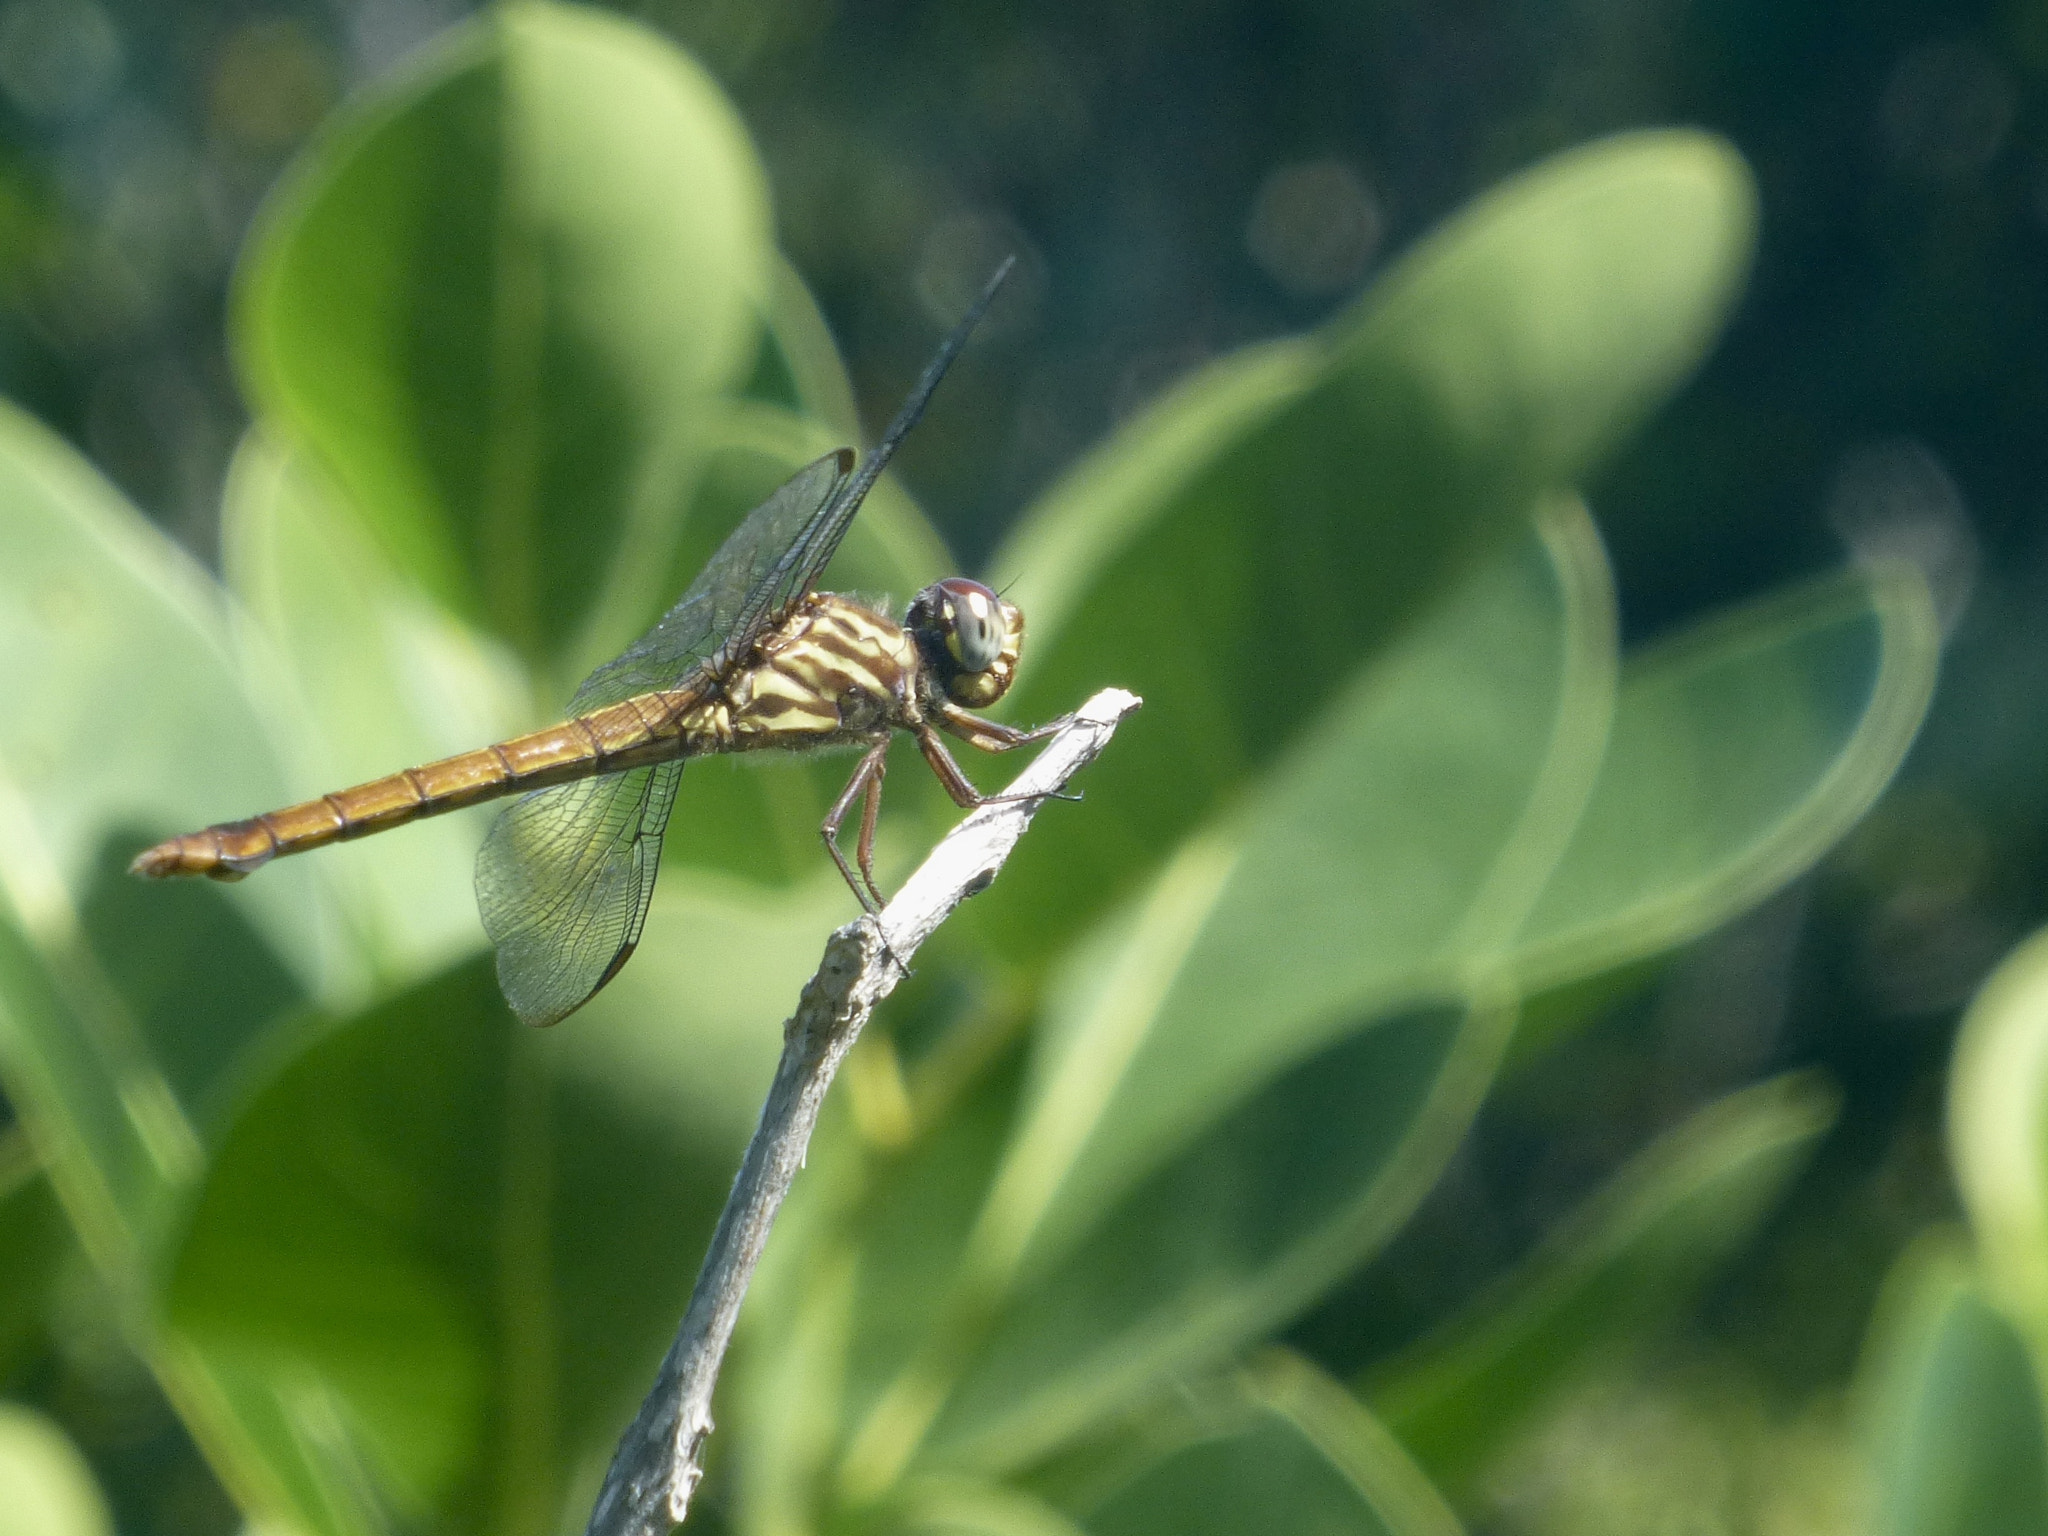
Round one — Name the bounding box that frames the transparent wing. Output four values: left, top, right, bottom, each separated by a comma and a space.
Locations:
471, 451, 849, 1030
569, 258, 1012, 712
569, 451, 852, 710
474, 761, 685, 1027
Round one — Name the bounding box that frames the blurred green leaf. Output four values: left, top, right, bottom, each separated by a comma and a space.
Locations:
0, 902, 380, 1536
221, 430, 527, 988
0, 402, 325, 1257
985, 129, 1755, 963
1067, 1350, 1462, 1536
164, 874, 840, 1530
816, 502, 1614, 1491
0, 907, 186, 1269
1949, 923, 2048, 1390
1511, 562, 1940, 997
236, 0, 772, 677
1363, 1071, 1838, 1491
912, 997, 1511, 1482
0, 400, 321, 1286
999, 503, 1614, 1283
730, 1006, 1037, 1535
0, 398, 334, 988
741, 259, 862, 440
1857, 1233, 2048, 1536
890, 1476, 1089, 1536
0, 1403, 113, 1536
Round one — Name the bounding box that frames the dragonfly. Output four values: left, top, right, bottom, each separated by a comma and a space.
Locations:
133, 262, 1068, 1027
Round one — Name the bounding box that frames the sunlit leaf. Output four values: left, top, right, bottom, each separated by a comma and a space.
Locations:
221, 430, 527, 983
985, 130, 1755, 962
0, 398, 333, 987
1511, 562, 1940, 997
0, 900, 379, 1536
1857, 1234, 2048, 1536
1949, 923, 2048, 1382
0, 1404, 113, 1536
236, 0, 772, 675
1002, 505, 1614, 1279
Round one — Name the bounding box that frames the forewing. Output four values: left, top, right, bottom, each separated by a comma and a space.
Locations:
568, 264, 1010, 714
474, 761, 685, 1027
709, 264, 1011, 665
570, 450, 852, 710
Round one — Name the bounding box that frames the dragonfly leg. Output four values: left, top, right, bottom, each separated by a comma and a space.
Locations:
915, 723, 1081, 810
934, 701, 1072, 754
856, 749, 886, 901
823, 739, 891, 912
915, 724, 986, 808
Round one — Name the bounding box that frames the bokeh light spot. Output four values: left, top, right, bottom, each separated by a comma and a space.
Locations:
207, 18, 335, 153
0, 0, 121, 123
1245, 157, 1381, 298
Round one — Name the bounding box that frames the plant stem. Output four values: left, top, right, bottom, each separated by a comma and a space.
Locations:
584, 687, 1143, 1536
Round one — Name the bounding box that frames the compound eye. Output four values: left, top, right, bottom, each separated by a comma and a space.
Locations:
939, 578, 1006, 672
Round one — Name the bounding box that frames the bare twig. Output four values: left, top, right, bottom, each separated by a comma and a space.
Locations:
584, 687, 1143, 1536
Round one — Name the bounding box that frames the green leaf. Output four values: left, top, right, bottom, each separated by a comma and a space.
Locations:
1002, 503, 1615, 1281
1949, 923, 2048, 1383
0, 899, 384, 1536
1857, 1233, 2048, 1536
0, 400, 321, 1263
742, 258, 862, 440
221, 430, 529, 985
0, 398, 334, 989
984, 130, 1755, 962
164, 875, 834, 1530
891, 1479, 1089, 1536
1511, 562, 1940, 997
1363, 1072, 1838, 1491
1068, 1351, 1462, 1536
912, 998, 1511, 1480
236, 0, 772, 674
0, 1404, 113, 1536
817, 503, 1616, 1492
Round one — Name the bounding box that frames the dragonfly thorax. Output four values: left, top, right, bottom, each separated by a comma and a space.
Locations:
906, 578, 1025, 710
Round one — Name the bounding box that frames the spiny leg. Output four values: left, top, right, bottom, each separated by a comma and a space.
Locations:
855, 748, 886, 902
934, 701, 1072, 753
823, 740, 891, 912
914, 723, 1080, 811
916, 724, 986, 808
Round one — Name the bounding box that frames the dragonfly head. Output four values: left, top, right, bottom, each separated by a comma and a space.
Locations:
906, 578, 1024, 709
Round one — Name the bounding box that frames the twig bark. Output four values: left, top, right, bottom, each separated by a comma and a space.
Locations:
584, 687, 1143, 1536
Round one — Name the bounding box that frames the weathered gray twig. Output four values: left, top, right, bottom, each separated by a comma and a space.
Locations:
584, 687, 1142, 1536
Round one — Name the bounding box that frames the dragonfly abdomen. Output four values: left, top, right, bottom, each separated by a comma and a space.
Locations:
130, 691, 702, 882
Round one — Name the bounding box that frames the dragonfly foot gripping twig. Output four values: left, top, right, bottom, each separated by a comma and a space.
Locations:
584, 686, 1142, 1536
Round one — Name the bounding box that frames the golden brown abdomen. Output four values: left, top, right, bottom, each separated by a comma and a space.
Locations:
130, 688, 703, 881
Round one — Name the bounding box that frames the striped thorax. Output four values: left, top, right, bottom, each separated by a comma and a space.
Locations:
714, 594, 923, 747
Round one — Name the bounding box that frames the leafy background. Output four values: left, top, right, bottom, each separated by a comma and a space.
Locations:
0, 2, 2044, 1535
